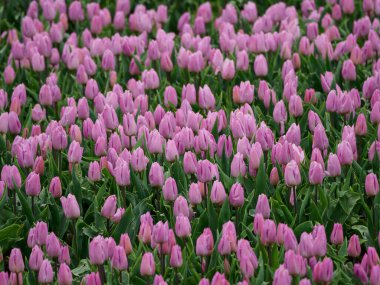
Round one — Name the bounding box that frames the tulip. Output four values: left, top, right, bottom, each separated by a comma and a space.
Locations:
9, 248, 24, 273
256, 194, 270, 219
60, 194, 80, 219
89, 236, 107, 265
57, 263, 72, 285
38, 259, 54, 284
273, 265, 292, 285
354, 264, 368, 284
270, 167, 280, 186
210, 180, 226, 205
330, 223, 344, 245
149, 162, 164, 187
162, 178, 178, 202
342, 59, 356, 81
88, 162, 101, 182
188, 183, 202, 205
221, 59, 235, 80
111, 246, 128, 270
196, 228, 214, 256
285, 160, 301, 187
229, 183, 245, 207
327, 153, 341, 177
59, 246, 71, 265
231, 153, 247, 178
140, 252, 155, 276
175, 215, 191, 238
313, 258, 333, 284
170, 245, 183, 268
173, 196, 189, 217
101, 195, 117, 219
260, 219, 277, 246
68, 141, 83, 164
337, 141, 354, 165
254, 54, 268, 76
46, 233, 61, 258
35, 221, 48, 246
347, 234, 361, 257
309, 161, 324, 185
25, 171, 41, 197
29, 245, 44, 271
365, 173, 379, 196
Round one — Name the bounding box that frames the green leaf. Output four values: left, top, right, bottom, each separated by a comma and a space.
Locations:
16, 187, 34, 225
112, 206, 133, 242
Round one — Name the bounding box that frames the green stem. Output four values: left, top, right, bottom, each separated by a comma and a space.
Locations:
13, 190, 16, 214
98, 264, 106, 284
293, 187, 297, 215
31, 196, 35, 216
160, 244, 165, 276
121, 186, 126, 209
314, 185, 318, 205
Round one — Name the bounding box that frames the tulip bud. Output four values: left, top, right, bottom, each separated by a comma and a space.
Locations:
38, 259, 54, 284
347, 234, 361, 257
29, 245, 44, 271
365, 173, 379, 197
312, 258, 333, 284
112, 246, 128, 270
9, 248, 24, 273
60, 194, 80, 219
254, 54, 268, 76
58, 263, 72, 285
170, 245, 183, 268
330, 223, 344, 245
162, 178, 178, 202
229, 183, 244, 207
196, 228, 214, 256
149, 162, 164, 187
256, 194, 270, 218
270, 167, 280, 186
188, 183, 202, 205
101, 195, 117, 219
175, 215, 191, 238
285, 160, 301, 186
140, 252, 155, 276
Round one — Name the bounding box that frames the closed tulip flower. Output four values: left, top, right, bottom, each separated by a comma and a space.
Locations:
140, 252, 155, 276
88, 162, 101, 182
196, 228, 214, 256
58, 263, 72, 285
309, 161, 324, 185
273, 265, 292, 285
112, 246, 128, 270
231, 153, 247, 178
170, 245, 183, 268
210, 180, 226, 205
25, 171, 41, 197
327, 153, 341, 177
114, 160, 130, 186
256, 194, 270, 218
101, 195, 117, 219
29, 245, 44, 271
221, 59, 235, 80
342, 59, 356, 81
68, 141, 83, 164
183, 152, 198, 174
60, 194, 80, 219
149, 162, 164, 187
330, 223, 344, 245
347, 234, 361, 257
46, 233, 61, 258
337, 141, 354, 165
188, 183, 202, 205
38, 259, 54, 284
197, 159, 215, 183
254, 54, 268, 76
175, 215, 191, 238
289, 95, 303, 118
313, 258, 333, 284
260, 219, 277, 246
89, 236, 107, 265
285, 160, 301, 186
162, 178, 178, 202
9, 248, 24, 273
365, 173, 379, 196
270, 167, 280, 186
229, 182, 245, 207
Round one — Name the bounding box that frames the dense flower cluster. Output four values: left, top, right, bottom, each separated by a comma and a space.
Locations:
0, 0, 380, 284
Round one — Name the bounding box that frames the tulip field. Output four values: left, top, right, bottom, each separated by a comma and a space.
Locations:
1, 0, 380, 284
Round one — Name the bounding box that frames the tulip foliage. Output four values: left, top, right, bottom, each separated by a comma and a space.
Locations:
1, 0, 380, 284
